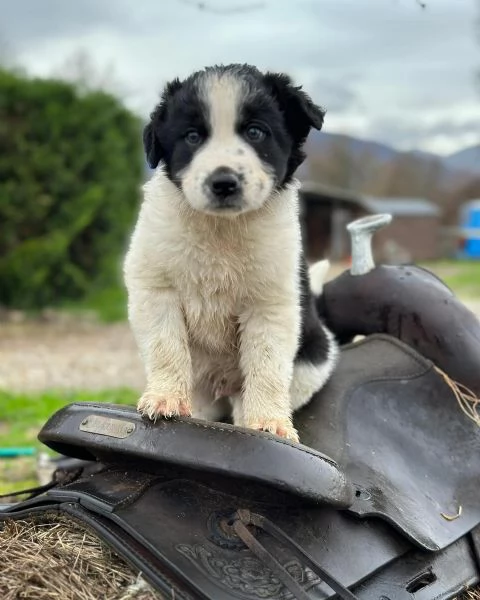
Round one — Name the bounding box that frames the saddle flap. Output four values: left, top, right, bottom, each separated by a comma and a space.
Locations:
38, 402, 354, 507
296, 334, 480, 551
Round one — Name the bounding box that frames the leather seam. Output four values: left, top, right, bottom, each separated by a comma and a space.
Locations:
117, 477, 162, 508
68, 402, 339, 466
353, 365, 433, 388
342, 334, 434, 369
161, 419, 339, 464
60, 478, 156, 509
336, 353, 434, 397
50, 488, 114, 508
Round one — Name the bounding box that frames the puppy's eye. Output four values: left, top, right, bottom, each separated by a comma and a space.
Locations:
245, 124, 266, 142
185, 129, 202, 145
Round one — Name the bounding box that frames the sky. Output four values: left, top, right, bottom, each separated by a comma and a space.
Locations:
1, 0, 479, 156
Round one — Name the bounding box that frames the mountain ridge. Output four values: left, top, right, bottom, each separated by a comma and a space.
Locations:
305, 131, 479, 177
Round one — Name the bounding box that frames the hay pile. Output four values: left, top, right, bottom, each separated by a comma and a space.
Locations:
0, 517, 164, 600
0, 516, 478, 599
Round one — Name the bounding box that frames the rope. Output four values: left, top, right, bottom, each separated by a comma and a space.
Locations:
434, 366, 480, 427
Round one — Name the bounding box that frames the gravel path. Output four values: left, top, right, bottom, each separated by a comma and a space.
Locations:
1, 300, 479, 393
0, 321, 145, 393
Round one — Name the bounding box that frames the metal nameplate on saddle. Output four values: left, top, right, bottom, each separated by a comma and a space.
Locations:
79, 414, 136, 439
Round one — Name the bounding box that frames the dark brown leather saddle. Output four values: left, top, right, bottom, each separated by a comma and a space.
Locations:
1, 228, 480, 599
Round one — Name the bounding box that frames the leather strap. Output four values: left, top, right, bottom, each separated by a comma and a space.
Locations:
0, 467, 84, 500
232, 509, 359, 600
0, 482, 56, 500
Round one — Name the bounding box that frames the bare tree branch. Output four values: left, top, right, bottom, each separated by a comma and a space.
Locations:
0, 33, 15, 68
177, 0, 265, 14
52, 49, 124, 96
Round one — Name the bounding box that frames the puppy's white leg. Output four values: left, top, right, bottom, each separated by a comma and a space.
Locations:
238, 303, 299, 442
128, 287, 192, 420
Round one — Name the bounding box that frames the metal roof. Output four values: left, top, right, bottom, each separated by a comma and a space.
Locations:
300, 181, 440, 217
362, 197, 440, 216
462, 199, 480, 210
300, 181, 360, 203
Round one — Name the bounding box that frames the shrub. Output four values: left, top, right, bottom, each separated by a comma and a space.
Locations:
0, 68, 143, 308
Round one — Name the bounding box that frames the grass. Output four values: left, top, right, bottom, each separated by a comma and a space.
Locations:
0, 388, 137, 495
421, 260, 480, 299
0, 388, 137, 449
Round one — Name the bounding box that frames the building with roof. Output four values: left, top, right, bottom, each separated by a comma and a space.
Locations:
299, 181, 441, 263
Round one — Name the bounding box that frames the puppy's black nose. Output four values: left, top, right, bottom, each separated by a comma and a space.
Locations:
208, 168, 240, 199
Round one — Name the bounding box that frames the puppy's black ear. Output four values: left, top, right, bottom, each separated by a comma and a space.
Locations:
143, 122, 161, 169
143, 78, 183, 169
264, 72, 325, 178
263, 72, 325, 144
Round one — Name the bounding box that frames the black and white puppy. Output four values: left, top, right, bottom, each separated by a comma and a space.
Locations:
124, 64, 337, 442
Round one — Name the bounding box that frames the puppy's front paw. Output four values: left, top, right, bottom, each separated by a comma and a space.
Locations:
245, 418, 299, 443
137, 391, 192, 421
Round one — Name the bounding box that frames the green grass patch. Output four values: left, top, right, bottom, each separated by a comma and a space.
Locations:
0, 458, 38, 495
0, 388, 137, 449
0, 389, 138, 438
420, 260, 480, 299
0, 388, 137, 494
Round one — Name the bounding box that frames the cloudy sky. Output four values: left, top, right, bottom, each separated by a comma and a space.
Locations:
2, 0, 479, 155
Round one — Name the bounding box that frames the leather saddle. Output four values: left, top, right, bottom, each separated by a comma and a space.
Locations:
1, 263, 480, 599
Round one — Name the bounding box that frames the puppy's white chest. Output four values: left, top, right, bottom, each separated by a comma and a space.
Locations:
176, 250, 246, 353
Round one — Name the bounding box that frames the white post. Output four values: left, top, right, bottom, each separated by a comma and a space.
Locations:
347, 214, 393, 275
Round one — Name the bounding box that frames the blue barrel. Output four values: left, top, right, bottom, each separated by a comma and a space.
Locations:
460, 200, 480, 258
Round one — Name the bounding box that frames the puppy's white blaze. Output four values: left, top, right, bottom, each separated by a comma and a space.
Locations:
180, 73, 275, 215
204, 73, 243, 144
309, 259, 330, 295
289, 326, 339, 411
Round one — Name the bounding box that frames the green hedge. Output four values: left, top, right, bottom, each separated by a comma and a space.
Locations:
0, 68, 143, 309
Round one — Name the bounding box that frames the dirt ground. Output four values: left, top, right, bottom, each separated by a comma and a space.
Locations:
0, 320, 145, 392
0, 297, 479, 393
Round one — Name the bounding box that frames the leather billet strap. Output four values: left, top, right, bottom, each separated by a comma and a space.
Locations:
0, 481, 57, 500
0, 465, 86, 501
232, 509, 359, 600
